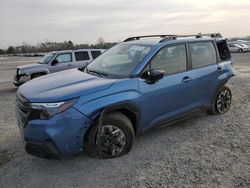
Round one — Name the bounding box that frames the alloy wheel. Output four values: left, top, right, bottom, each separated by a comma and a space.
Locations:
97, 125, 126, 156
216, 89, 231, 114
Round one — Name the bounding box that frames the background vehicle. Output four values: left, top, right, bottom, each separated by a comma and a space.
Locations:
16, 33, 234, 159
228, 42, 249, 53
237, 40, 250, 47
13, 49, 105, 86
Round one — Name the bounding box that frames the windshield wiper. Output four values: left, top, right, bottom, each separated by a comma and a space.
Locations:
85, 67, 108, 77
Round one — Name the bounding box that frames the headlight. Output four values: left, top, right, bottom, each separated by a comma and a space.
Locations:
29, 98, 78, 119
18, 69, 26, 75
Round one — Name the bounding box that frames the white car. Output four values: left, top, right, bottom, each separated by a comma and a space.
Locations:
228, 42, 249, 53
14, 49, 106, 86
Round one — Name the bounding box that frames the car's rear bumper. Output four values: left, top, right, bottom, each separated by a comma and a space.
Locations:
17, 107, 93, 158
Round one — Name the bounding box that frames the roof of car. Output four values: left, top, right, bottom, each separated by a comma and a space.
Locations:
50, 49, 105, 54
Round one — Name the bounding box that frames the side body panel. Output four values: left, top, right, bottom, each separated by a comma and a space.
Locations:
74, 78, 141, 118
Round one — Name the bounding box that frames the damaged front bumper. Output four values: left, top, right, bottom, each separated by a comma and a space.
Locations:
13, 69, 30, 86
17, 107, 93, 158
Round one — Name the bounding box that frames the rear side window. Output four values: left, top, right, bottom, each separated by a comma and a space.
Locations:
75, 51, 90, 61
150, 45, 187, 75
91, 51, 102, 59
190, 42, 217, 68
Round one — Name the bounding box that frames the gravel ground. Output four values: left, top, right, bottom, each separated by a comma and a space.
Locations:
0, 54, 249, 188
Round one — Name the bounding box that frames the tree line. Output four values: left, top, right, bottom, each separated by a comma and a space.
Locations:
0, 38, 117, 55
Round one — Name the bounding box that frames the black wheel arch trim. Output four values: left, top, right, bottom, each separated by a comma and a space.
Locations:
90, 102, 141, 135
212, 81, 229, 103
31, 72, 47, 78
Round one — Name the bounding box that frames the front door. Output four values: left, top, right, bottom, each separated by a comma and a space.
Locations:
139, 44, 195, 130
49, 52, 73, 73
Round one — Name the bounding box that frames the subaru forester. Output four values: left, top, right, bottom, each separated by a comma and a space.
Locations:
16, 33, 234, 159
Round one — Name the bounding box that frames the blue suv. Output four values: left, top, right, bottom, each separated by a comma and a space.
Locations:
16, 33, 234, 159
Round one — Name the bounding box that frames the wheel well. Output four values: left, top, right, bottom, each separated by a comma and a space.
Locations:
91, 108, 139, 136
31, 72, 47, 79
116, 108, 138, 135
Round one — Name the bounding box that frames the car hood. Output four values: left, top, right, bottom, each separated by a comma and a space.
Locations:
17, 63, 46, 70
18, 69, 117, 102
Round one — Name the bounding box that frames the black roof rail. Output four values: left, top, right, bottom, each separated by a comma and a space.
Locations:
123, 35, 176, 42
123, 33, 223, 43
159, 33, 223, 43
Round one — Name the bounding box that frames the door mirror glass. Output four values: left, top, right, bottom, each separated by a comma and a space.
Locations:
141, 69, 165, 83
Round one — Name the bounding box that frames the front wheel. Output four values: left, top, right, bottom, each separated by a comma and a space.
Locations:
85, 112, 135, 159
209, 86, 232, 115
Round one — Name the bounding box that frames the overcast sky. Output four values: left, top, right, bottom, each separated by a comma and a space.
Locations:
0, 0, 250, 48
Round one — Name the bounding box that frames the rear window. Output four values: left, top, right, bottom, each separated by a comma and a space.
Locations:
75, 51, 90, 61
216, 40, 231, 61
190, 42, 217, 69
91, 51, 102, 59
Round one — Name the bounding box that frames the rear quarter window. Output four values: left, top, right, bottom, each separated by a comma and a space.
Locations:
216, 40, 231, 61
190, 42, 217, 69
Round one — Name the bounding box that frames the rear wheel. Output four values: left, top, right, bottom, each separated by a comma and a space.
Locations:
85, 112, 135, 159
238, 49, 243, 53
209, 86, 232, 115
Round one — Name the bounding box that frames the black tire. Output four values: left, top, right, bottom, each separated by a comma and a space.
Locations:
238, 49, 243, 53
31, 73, 44, 79
85, 112, 135, 159
208, 85, 232, 115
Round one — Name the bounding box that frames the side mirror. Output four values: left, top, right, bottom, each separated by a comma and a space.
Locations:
141, 69, 165, 84
51, 59, 59, 66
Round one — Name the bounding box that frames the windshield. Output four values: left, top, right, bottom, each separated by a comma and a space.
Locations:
39, 53, 55, 64
86, 43, 152, 77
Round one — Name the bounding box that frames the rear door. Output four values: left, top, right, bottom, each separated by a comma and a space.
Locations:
139, 44, 196, 130
228, 43, 238, 52
74, 51, 91, 68
187, 41, 220, 107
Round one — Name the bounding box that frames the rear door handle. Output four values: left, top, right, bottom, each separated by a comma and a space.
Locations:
217, 66, 224, 72
68, 64, 73, 66
182, 76, 192, 83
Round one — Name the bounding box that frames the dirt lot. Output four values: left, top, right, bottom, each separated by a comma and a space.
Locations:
0, 54, 249, 188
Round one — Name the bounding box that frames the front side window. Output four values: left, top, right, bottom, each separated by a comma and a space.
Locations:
91, 51, 102, 59
55, 53, 72, 63
190, 42, 217, 68
150, 45, 187, 75
75, 51, 90, 61
87, 43, 152, 77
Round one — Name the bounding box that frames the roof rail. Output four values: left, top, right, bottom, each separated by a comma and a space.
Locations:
159, 33, 222, 43
123, 35, 176, 42
123, 33, 222, 43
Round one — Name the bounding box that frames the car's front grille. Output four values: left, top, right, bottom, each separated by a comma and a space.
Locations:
16, 91, 32, 128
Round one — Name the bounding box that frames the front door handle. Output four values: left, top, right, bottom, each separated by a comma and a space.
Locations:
182, 76, 192, 83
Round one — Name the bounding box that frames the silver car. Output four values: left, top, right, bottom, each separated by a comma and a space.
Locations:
228, 42, 249, 53
14, 49, 105, 86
